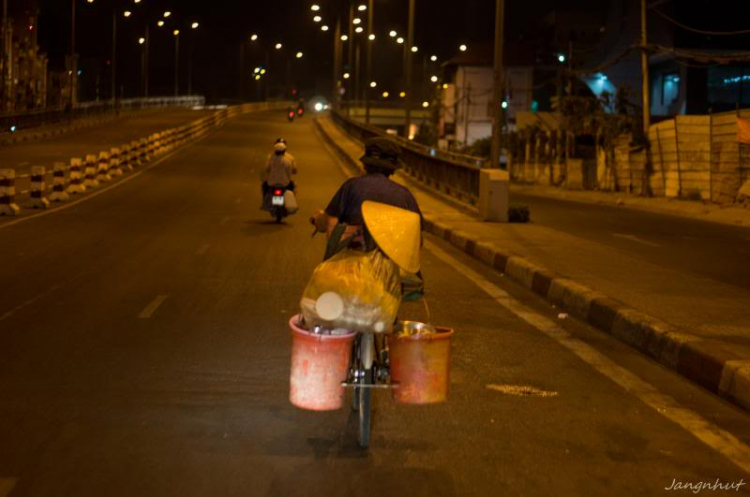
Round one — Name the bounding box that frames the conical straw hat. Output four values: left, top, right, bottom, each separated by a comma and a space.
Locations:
362, 201, 421, 274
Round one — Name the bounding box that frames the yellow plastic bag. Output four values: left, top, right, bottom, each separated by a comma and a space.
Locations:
301, 249, 402, 333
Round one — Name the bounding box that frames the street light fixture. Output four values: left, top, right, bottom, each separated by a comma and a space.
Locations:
389, 30, 397, 38
343, 72, 350, 79
275, 43, 283, 49
396, 37, 404, 44
411, 46, 418, 53
358, 4, 367, 11
430, 55, 437, 62
459, 44, 467, 52
430, 75, 438, 83
296, 51, 304, 59
321, 25, 329, 31
353, 18, 361, 25
311, 4, 320, 11
355, 26, 363, 34
340, 35, 349, 41
163, 11, 171, 18
123, 11, 132, 17
138, 37, 145, 44
250, 33, 258, 41
191, 22, 199, 29
368, 34, 375, 41
313, 15, 322, 22
369, 81, 377, 88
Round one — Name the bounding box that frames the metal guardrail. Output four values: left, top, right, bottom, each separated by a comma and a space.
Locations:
330, 110, 486, 204
0, 101, 288, 215
0, 96, 207, 136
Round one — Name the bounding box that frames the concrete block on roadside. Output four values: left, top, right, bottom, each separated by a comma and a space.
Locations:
0, 168, 21, 216
479, 169, 509, 222
719, 361, 750, 412
97, 151, 112, 182
29, 166, 50, 209
49, 162, 70, 202
68, 158, 87, 194
506, 256, 543, 292
109, 148, 123, 177
84, 154, 100, 188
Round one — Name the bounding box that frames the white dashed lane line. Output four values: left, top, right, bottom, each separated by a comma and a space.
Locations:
612, 233, 662, 247
138, 295, 169, 319
424, 239, 750, 474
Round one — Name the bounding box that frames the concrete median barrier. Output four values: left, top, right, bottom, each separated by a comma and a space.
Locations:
49, 162, 70, 202
109, 148, 123, 178
68, 158, 86, 194
97, 151, 112, 182
0, 169, 20, 216
84, 154, 99, 189
29, 166, 49, 209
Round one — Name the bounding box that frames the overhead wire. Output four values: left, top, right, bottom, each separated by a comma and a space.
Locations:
652, 9, 750, 36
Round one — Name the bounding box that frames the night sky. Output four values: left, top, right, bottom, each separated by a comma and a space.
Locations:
27, 0, 750, 103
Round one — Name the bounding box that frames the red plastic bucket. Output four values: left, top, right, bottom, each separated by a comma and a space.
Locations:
289, 315, 356, 411
389, 327, 454, 405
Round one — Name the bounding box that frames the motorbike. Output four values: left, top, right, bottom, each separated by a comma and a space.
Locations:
264, 184, 297, 223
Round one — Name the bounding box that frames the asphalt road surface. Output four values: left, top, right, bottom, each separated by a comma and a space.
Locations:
511, 192, 750, 292
1, 111, 749, 496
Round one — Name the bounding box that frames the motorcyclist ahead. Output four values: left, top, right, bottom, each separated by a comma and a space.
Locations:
263, 138, 297, 198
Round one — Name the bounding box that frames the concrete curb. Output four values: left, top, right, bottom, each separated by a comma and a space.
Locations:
314, 114, 750, 413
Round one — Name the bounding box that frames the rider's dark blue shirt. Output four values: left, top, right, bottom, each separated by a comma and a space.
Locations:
325, 173, 422, 227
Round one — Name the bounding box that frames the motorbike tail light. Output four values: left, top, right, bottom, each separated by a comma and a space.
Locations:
274, 189, 283, 196
288, 112, 295, 118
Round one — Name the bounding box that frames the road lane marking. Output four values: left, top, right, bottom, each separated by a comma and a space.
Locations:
0, 284, 62, 323
196, 243, 211, 256
612, 233, 661, 247
0, 478, 17, 497
424, 239, 750, 474
487, 384, 558, 397
138, 295, 169, 319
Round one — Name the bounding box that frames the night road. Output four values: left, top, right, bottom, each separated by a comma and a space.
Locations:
1, 111, 750, 496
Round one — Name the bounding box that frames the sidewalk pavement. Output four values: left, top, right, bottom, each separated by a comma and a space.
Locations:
511, 184, 750, 229
315, 114, 750, 413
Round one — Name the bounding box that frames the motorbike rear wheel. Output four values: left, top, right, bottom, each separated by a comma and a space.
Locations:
357, 367, 373, 449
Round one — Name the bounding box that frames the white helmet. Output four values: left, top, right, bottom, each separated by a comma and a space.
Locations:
274, 141, 287, 152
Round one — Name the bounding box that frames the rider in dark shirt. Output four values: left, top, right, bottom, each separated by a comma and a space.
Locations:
324, 137, 422, 238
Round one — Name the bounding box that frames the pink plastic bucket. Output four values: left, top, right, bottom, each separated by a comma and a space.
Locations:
289, 315, 356, 411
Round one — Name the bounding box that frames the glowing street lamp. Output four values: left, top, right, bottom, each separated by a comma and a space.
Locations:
313, 15, 322, 22
355, 26, 364, 34
157, 20, 165, 27
353, 18, 361, 25
459, 44, 467, 52
343, 72, 350, 79
321, 25, 329, 31
340, 35, 349, 41
358, 4, 367, 11
138, 37, 145, 44
311, 4, 320, 11
369, 81, 377, 88
275, 43, 283, 49
368, 34, 375, 41
397, 37, 404, 44
250, 34, 258, 41
123, 11, 132, 17
430, 75, 438, 83
422, 101, 429, 108
296, 51, 304, 59
389, 30, 397, 38
163, 11, 171, 18
411, 46, 418, 53
430, 55, 437, 62
191, 22, 199, 29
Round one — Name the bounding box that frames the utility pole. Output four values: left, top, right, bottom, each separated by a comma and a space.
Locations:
70, 0, 76, 108
1, 0, 7, 112
333, 18, 342, 108
490, 0, 505, 168
174, 31, 180, 97
404, 0, 415, 139
144, 25, 149, 98
346, 2, 354, 115
239, 42, 245, 100
364, 0, 373, 124
640, 0, 650, 135
111, 9, 117, 105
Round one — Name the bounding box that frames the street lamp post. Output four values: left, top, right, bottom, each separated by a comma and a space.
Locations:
364, 0, 373, 125
70, 0, 76, 108
346, 1, 354, 115
174, 30, 180, 97
490, 0, 505, 169
404, 0, 415, 139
